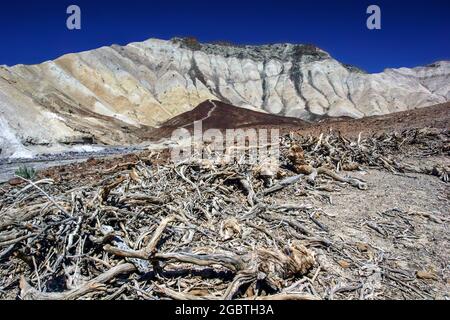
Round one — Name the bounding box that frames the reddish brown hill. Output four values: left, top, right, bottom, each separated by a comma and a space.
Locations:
299, 101, 450, 138
146, 100, 309, 140
144, 100, 449, 141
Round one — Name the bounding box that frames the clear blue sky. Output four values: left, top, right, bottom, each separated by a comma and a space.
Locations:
0, 0, 448, 72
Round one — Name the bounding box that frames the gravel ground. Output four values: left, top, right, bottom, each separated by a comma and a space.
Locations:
309, 162, 449, 299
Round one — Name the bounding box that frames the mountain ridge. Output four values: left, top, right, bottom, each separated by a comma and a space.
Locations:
0, 37, 449, 158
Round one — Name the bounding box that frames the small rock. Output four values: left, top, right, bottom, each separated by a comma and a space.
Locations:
8, 177, 24, 186
356, 242, 369, 252
416, 270, 438, 280
338, 260, 351, 269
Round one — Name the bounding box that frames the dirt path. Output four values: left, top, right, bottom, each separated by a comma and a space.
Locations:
181, 99, 218, 128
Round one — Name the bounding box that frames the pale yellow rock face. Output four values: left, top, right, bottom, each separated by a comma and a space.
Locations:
0, 38, 448, 157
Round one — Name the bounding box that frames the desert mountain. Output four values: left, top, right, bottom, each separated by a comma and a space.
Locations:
0, 37, 449, 157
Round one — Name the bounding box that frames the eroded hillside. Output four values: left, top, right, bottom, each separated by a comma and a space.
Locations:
1, 38, 449, 157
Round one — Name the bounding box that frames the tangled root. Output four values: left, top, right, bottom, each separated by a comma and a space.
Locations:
220, 217, 242, 240
254, 241, 316, 278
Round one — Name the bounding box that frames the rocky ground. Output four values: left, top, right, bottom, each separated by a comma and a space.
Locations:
307, 162, 449, 299
0, 113, 448, 299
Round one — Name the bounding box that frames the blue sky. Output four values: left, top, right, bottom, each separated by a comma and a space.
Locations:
0, 0, 449, 72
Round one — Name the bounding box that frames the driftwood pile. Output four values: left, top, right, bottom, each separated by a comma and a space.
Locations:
284, 127, 449, 183
0, 128, 448, 300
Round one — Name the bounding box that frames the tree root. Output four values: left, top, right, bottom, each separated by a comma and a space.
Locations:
20, 263, 136, 300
